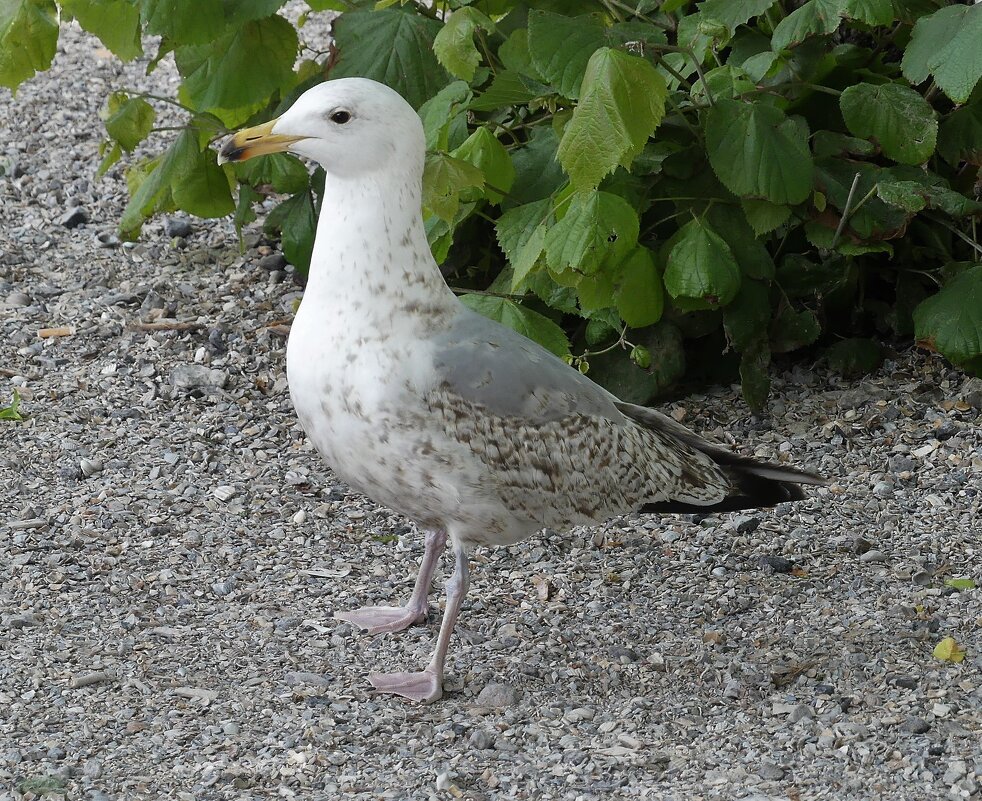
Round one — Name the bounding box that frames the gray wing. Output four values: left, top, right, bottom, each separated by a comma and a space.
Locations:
430, 306, 620, 421
426, 307, 729, 525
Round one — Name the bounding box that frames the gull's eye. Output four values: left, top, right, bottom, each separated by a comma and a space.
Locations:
330, 110, 352, 124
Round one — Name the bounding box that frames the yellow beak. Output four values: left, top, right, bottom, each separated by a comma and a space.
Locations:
217, 118, 307, 164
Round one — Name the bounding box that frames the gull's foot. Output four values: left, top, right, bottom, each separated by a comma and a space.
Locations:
334, 605, 426, 635
368, 669, 443, 703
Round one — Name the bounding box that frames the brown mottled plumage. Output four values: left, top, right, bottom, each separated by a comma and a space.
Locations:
218, 78, 824, 704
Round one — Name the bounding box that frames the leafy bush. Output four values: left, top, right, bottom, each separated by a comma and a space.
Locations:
5, 0, 982, 405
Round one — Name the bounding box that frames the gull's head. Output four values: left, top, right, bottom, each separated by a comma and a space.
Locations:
218, 78, 425, 179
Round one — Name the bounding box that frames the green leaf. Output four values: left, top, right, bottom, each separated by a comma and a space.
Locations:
469, 70, 541, 111
741, 199, 792, 236
770, 304, 821, 352
459, 295, 570, 357
237, 152, 310, 195
615, 246, 663, 328
706, 205, 776, 280
119, 133, 192, 237
101, 92, 156, 152
62, 0, 141, 60
422, 152, 484, 223
843, 0, 894, 26
140, 0, 224, 45
913, 265, 982, 376
938, 102, 982, 166
496, 199, 552, 290
175, 16, 298, 114
696, 0, 777, 35
509, 127, 566, 206
812, 130, 876, 158
944, 578, 976, 591
0, 389, 23, 421
544, 190, 639, 276
234, 183, 260, 236
96, 141, 122, 178
772, 0, 846, 51
172, 146, 234, 219
0, 0, 58, 91
558, 47, 668, 191
433, 6, 493, 82
706, 99, 813, 205
825, 337, 883, 378
664, 218, 741, 308
932, 636, 966, 664
840, 82, 937, 165
265, 191, 316, 273
418, 81, 472, 151
451, 127, 515, 203
902, 3, 982, 104
331, 9, 449, 109
223, 0, 286, 26
527, 10, 604, 99
876, 180, 926, 213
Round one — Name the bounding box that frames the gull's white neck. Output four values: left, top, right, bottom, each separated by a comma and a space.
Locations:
300, 167, 456, 319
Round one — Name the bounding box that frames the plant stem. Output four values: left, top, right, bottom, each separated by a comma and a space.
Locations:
449, 286, 529, 301
831, 172, 862, 248
125, 90, 199, 117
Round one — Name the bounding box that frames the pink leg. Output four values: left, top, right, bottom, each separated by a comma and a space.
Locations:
334, 528, 447, 634
369, 543, 470, 703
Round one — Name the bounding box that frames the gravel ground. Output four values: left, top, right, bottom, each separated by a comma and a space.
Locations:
2, 21, 981, 801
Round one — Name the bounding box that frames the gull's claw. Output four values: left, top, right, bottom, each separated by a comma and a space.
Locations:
334, 605, 426, 635
369, 668, 443, 703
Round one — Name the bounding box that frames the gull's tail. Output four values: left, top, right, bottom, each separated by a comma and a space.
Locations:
614, 401, 826, 515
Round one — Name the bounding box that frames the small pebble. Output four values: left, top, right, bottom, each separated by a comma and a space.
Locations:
872, 481, 894, 497
82, 758, 102, 779
859, 549, 886, 563
79, 457, 103, 477
474, 682, 517, 708
213, 486, 237, 502
902, 716, 931, 734
758, 554, 794, 573
7, 291, 32, 307
59, 207, 88, 228
164, 217, 193, 238
468, 729, 495, 750
170, 364, 228, 392
758, 762, 785, 780
259, 253, 287, 271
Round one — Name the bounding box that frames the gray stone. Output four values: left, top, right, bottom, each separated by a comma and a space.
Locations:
886, 674, 918, 690
758, 554, 794, 573
474, 682, 517, 708
735, 515, 761, 534
83, 759, 103, 779
788, 704, 813, 723
259, 253, 288, 271
59, 207, 88, 228
902, 716, 930, 734
80, 457, 103, 477
468, 729, 495, 750
164, 217, 193, 238
758, 762, 785, 780
6, 291, 31, 307
859, 549, 887, 563
169, 364, 228, 392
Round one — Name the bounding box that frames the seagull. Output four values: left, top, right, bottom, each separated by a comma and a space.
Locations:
218, 78, 824, 703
